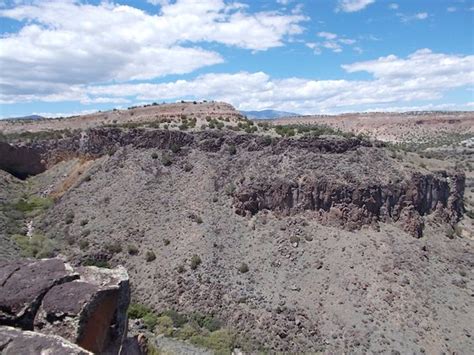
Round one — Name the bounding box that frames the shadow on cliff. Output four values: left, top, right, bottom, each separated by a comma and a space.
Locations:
0, 142, 45, 179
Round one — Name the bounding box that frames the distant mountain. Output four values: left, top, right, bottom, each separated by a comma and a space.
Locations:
6, 115, 45, 121
241, 109, 299, 119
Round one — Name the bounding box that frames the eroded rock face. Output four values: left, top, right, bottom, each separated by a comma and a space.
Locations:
0, 142, 46, 179
0, 326, 92, 355
232, 171, 465, 237
0, 258, 130, 354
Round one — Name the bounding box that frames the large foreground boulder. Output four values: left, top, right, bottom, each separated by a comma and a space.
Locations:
0, 258, 130, 354
0, 326, 92, 355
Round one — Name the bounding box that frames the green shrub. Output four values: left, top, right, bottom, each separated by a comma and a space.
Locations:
65, 211, 74, 224
190, 329, 235, 354
128, 303, 153, 319
161, 309, 188, 328
128, 244, 139, 255
170, 143, 181, 153
151, 152, 158, 159
80, 219, 89, 226
79, 240, 89, 250
228, 145, 237, 155
177, 323, 200, 340
105, 241, 122, 254
143, 313, 159, 331
156, 315, 174, 336
238, 262, 249, 273
163, 239, 170, 246
146, 250, 156, 262
162, 153, 172, 166
13, 196, 53, 217
189, 312, 221, 332
13, 234, 56, 258
190, 254, 202, 270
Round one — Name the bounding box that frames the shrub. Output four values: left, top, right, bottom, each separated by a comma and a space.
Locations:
81, 229, 91, 237
162, 153, 172, 166
143, 313, 158, 331
128, 244, 139, 255
190, 312, 221, 332
228, 144, 237, 155
79, 240, 89, 250
190, 254, 202, 270
290, 235, 300, 244
190, 329, 235, 354
13, 234, 56, 259
156, 315, 174, 336
238, 262, 249, 273
170, 143, 181, 153
184, 163, 193, 172
105, 241, 122, 254
13, 196, 53, 216
177, 323, 200, 340
65, 211, 74, 224
151, 152, 158, 159
146, 250, 156, 262
80, 219, 88, 226
128, 303, 153, 319
177, 264, 185, 273
161, 309, 188, 328
163, 239, 170, 246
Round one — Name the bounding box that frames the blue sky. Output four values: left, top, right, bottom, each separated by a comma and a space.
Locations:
0, 0, 473, 118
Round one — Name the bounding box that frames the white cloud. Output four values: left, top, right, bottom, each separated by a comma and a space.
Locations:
317, 31, 338, 40
0, 0, 306, 97
398, 12, 429, 22
308, 31, 357, 54
388, 3, 399, 10
337, 0, 375, 13
447, 7, 457, 12
5, 49, 470, 115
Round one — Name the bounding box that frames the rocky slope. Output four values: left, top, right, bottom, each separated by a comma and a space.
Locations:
1, 126, 472, 353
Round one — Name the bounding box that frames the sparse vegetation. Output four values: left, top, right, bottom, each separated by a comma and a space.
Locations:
190, 254, 202, 270
13, 234, 56, 258
146, 250, 156, 262
127, 244, 139, 255
161, 153, 172, 166
105, 241, 122, 254
238, 262, 249, 273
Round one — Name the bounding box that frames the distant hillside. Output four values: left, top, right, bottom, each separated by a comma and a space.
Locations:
5, 115, 45, 121
241, 109, 299, 119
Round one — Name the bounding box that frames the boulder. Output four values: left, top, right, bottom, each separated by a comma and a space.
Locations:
0, 258, 130, 354
0, 326, 92, 355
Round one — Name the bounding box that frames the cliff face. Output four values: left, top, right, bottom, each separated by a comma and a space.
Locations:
0, 142, 45, 179
233, 171, 465, 238
1, 128, 466, 238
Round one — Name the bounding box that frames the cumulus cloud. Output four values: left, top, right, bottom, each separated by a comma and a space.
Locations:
307, 32, 357, 54
388, 3, 399, 10
337, 0, 375, 13
0, 0, 306, 97
4, 49, 471, 114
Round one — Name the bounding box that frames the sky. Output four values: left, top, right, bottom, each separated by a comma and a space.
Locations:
0, 0, 473, 118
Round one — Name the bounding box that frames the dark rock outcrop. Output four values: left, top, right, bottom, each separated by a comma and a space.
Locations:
0, 258, 130, 354
0, 142, 46, 179
232, 171, 465, 237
